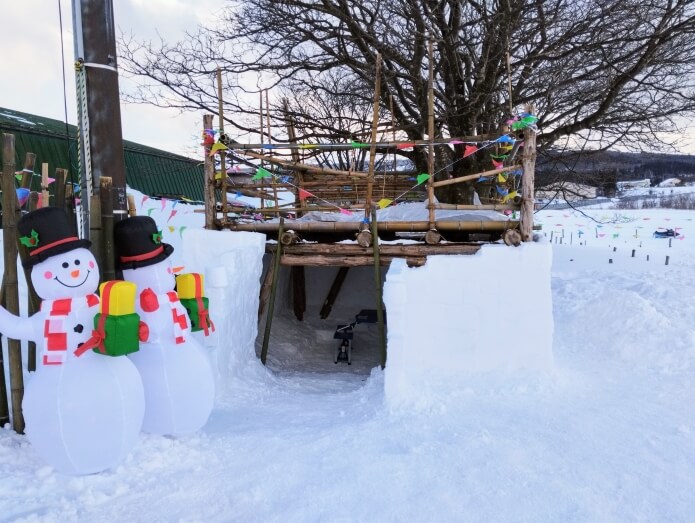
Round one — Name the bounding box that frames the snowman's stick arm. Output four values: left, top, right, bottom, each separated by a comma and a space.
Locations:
0, 306, 42, 344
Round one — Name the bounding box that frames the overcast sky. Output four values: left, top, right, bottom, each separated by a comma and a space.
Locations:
1, 0, 219, 158
3, 1, 695, 159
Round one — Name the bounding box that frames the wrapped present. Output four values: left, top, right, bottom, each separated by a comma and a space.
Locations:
176, 273, 214, 335
82, 281, 143, 357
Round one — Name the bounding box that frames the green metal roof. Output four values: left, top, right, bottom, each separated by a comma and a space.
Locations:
0, 107, 204, 202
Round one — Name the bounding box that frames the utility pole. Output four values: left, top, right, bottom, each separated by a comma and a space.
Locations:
72, 0, 128, 238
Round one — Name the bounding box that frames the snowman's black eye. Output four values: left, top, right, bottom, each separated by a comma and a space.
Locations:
62, 262, 69, 269
74, 259, 80, 266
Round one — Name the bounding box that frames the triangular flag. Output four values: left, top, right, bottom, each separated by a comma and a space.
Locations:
377, 198, 393, 209
208, 142, 228, 156
147, 208, 155, 216
502, 190, 518, 203
254, 167, 273, 179
496, 135, 515, 144
350, 140, 370, 149
16, 188, 30, 207
46, 177, 55, 185
141, 195, 149, 208
215, 171, 224, 180
298, 144, 318, 149
161, 198, 168, 211
168, 225, 176, 233
339, 208, 353, 216
179, 226, 187, 239
463, 145, 478, 157
416, 173, 430, 185
14, 173, 22, 181
167, 210, 178, 223
298, 189, 314, 200
497, 173, 508, 183
492, 160, 504, 169
396, 143, 416, 149
449, 140, 464, 145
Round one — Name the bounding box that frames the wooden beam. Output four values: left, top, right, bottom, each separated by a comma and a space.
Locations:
431, 165, 521, 188
270, 243, 480, 256
319, 267, 349, 319
280, 254, 426, 267
228, 220, 518, 233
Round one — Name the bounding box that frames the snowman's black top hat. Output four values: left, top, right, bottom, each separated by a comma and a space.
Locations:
114, 216, 173, 270
18, 207, 91, 268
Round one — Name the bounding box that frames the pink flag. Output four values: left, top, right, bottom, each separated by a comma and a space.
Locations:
167, 210, 178, 223
339, 208, 352, 216
463, 145, 478, 158
492, 159, 504, 169
161, 198, 168, 211
141, 195, 149, 208
396, 143, 416, 149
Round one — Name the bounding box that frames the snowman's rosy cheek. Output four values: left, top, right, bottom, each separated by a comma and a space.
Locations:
167, 267, 173, 274
89, 261, 95, 269
44, 271, 52, 279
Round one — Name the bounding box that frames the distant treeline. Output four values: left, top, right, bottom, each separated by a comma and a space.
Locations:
536, 149, 695, 191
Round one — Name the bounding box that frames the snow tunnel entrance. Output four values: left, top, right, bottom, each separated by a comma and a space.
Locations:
255, 259, 386, 375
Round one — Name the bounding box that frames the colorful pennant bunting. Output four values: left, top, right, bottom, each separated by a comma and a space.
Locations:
416, 173, 430, 185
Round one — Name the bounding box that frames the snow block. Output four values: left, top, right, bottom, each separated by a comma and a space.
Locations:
382, 242, 554, 408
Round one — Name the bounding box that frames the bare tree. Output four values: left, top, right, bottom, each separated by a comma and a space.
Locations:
119, 0, 695, 203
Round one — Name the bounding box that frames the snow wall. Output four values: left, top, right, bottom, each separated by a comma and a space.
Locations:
383, 242, 554, 408
181, 229, 266, 391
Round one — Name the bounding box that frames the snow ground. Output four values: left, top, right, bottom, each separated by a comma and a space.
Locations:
2, 194, 695, 522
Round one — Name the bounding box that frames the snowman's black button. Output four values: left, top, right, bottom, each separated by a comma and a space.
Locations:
74, 324, 84, 333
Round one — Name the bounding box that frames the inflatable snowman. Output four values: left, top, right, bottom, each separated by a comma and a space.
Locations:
114, 216, 214, 435
0, 207, 145, 475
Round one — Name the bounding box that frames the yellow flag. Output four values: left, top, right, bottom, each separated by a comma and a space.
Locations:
377, 198, 393, 209
502, 190, 518, 203
208, 142, 228, 156
168, 225, 176, 233
497, 173, 508, 183
215, 171, 224, 180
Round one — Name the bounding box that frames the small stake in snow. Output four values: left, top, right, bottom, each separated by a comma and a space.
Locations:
613, 246, 617, 252
609, 258, 613, 264
669, 238, 672, 248
647, 254, 650, 261
665, 255, 670, 266
631, 249, 635, 258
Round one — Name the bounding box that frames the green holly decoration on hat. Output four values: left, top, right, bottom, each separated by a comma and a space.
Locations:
152, 231, 163, 244
19, 229, 39, 248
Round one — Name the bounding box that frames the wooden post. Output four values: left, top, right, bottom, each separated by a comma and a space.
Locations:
283, 98, 304, 216
260, 218, 284, 364
371, 209, 387, 369
203, 114, 216, 229
2, 133, 25, 433
292, 266, 306, 321
216, 69, 228, 223
319, 267, 350, 319
520, 104, 537, 241
265, 89, 279, 215
363, 53, 382, 223
426, 38, 436, 229
100, 177, 115, 281
41, 163, 50, 207
64, 184, 76, 231
20, 152, 36, 189
127, 193, 137, 217
53, 168, 68, 210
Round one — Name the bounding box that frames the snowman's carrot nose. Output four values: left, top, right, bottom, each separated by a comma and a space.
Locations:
71, 269, 80, 278
171, 266, 184, 274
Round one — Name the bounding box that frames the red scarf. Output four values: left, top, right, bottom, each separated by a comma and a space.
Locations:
40, 294, 99, 365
